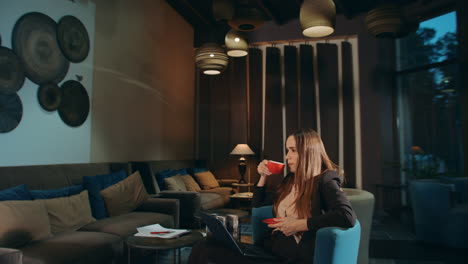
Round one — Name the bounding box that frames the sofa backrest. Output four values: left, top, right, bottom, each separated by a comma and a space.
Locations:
131, 160, 206, 194
0, 163, 130, 190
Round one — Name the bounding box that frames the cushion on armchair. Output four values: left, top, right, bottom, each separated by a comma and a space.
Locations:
180, 175, 202, 191
100, 171, 150, 216
156, 169, 188, 191
164, 175, 188, 191
194, 171, 220, 190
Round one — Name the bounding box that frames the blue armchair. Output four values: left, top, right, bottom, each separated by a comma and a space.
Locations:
409, 180, 468, 248
251, 206, 361, 264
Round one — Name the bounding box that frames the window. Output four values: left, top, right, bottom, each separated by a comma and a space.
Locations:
396, 11, 462, 184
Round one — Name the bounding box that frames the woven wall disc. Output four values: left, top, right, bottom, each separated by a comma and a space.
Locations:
57, 15, 90, 63
12, 12, 69, 84
38, 82, 61, 111
58, 80, 89, 127
0, 47, 25, 94
0, 93, 23, 133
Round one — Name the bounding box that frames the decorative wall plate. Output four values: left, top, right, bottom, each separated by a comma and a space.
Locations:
0, 47, 25, 94
58, 80, 89, 127
57, 15, 90, 63
0, 93, 23, 133
38, 82, 61, 111
12, 12, 69, 84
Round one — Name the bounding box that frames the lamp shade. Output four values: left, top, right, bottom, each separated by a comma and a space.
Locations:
230, 144, 255, 155
300, 0, 336, 38
225, 29, 248, 57
195, 43, 229, 75
365, 3, 418, 38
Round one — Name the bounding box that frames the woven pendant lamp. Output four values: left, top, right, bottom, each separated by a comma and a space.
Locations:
225, 29, 248, 57
300, 0, 336, 37
365, 3, 404, 38
195, 43, 229, 75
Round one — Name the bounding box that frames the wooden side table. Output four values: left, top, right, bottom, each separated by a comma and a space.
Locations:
232, 182, 254, 193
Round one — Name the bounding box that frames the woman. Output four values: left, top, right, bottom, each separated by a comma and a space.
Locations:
189, 128, 356, 263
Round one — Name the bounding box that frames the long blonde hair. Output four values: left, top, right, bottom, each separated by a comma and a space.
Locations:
274, 128, 340, 218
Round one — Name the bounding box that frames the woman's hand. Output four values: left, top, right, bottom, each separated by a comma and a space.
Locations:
256, 160, 271, 187
269, 217, 308, 236
257, 160, 271, 177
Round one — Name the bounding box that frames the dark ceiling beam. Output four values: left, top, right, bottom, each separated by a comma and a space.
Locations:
333, 0, 355, 19
166, 0, 215, 27
253, 0, 281, 24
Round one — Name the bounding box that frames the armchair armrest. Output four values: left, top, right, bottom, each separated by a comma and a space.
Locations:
155, 191, 202, 229
137, 198, 180, 228
218, 179, 238, 187
0, 247, 22, 264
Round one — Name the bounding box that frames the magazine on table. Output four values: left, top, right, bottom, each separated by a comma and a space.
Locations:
134, 224, 191, 239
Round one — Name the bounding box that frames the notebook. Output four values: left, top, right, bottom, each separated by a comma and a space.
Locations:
200, 212, 280, 262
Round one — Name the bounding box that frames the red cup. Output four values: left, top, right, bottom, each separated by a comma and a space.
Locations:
267, 160, 285, 174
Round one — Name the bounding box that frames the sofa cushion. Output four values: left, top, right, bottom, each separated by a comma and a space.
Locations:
181, 175, 202, 192
0, 200, 51, 248
156, 169, 188, 191
164, 175, 187, 191
83, 170, 127, 219
194, 171, 220, 190
79, 212, 174, 238
30, 185, 84, 199
100, 171, 149, 217
20, 231, 122, 264
0, 184, 32, 201
200, 192, 226, 210
41, 190, 96, 234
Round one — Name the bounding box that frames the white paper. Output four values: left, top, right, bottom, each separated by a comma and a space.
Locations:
134, 224, 190, 239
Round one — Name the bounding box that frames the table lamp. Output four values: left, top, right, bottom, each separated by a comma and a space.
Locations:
230, 144, 255, 183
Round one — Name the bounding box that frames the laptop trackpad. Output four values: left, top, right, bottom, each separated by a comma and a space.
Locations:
241, 243, 281, 261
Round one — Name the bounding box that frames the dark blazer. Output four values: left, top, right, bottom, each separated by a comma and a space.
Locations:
252, 170, 357, 263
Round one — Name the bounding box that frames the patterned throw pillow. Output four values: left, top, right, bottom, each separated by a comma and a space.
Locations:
100, 171, 149, 216
180, 174, 202, 191
194, 171, 220, 190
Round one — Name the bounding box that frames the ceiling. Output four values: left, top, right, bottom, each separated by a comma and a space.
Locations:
166, 0, 426, 46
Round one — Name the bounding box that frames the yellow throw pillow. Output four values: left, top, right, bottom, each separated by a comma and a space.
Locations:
100, 171, 149, 216
0, 200, 51, 248
194, 171, 220, 190
180, 174, 202, 192
42, 190, 96, 234
164, 175, 187, 191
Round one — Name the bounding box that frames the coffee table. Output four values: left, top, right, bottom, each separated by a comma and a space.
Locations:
126, 231, 203, 264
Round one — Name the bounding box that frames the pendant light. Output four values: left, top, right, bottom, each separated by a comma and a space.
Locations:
225, 29, 248, 57
195, 43, 229, 75
300, 0, 336, 38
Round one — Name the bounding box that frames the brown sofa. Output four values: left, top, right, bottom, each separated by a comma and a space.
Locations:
131, 161, 238, 228
0, 163, 179, 264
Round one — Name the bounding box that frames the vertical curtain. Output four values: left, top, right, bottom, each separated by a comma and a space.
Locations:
284, 45, 299, 136
342, 41, 356, 187
317, 43, 339, 164
300, 44, 317, 130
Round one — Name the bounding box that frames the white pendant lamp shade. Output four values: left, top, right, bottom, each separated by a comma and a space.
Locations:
195, 43, 229, 75
225, 29, 248, 57
300, 0, 336, 38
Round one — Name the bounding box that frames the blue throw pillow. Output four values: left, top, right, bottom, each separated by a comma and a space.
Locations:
83, 170, 127, 219
30, 185, 84, 199
0, 184, 33, 201
187, 167, 208, 176
156, 169, 188, 191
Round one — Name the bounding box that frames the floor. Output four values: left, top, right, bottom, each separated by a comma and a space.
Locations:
135, 212, 468, 264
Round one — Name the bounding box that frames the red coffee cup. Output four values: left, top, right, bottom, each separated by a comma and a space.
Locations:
267, 160, 285, 174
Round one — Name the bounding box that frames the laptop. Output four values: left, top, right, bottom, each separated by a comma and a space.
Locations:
200, 212, 280, 262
